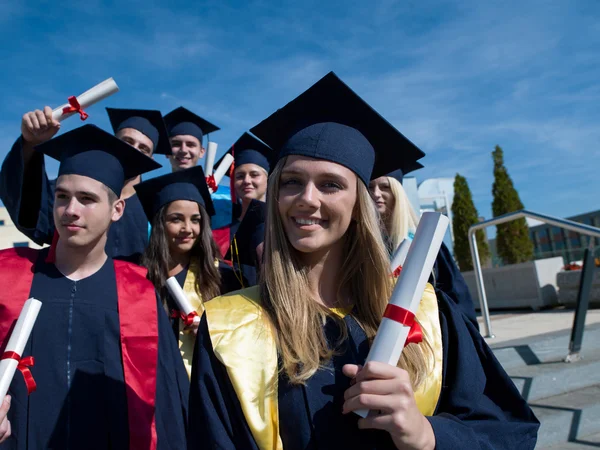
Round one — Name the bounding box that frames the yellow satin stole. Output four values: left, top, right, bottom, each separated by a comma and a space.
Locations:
177, 258, 221, 378
204, 284, 443, 450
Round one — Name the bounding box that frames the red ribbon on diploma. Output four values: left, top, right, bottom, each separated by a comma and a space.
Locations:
170, 310, 198, 327
383, 304, 423, 346
62, 96, 89, 121
1, 351, 37, 394
392, 266, 402, 278
206, 175, 218, 193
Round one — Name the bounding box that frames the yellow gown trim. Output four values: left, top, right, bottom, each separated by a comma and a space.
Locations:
177, 258, 220, 378
204, 284, 443, 450
205, 286, 283, 450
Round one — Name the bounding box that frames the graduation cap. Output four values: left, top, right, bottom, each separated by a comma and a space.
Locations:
384, 161, 424, 184
225, 199, 267, 266
215, 132, 274, 175
164, 106, 220, 143
36, 124, 161, 196
106, 107, 171, 155
250, 72, 425, 185
134, 166, 215, 222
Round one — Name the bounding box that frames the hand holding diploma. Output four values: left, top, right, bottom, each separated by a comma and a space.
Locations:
354, 212, 449, 418
165, 277, 201, 335
21, 106, 61, 146
342, 362, 436, 450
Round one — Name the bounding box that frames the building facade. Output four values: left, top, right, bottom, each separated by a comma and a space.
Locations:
0, 207, 43, 250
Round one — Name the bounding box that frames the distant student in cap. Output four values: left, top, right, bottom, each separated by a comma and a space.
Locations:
212, 132, 273, 258
164, 107, 219, 172
188, 72, 539, 450
0, 106, 169, 263
0, 125, 188, 449
134, 166, 245, 377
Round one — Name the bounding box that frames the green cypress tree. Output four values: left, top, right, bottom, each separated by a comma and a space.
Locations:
491, 145, 534, 264
451, 174, 490, 271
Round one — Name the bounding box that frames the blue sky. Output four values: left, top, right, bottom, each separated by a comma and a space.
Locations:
1, 0, 598, 223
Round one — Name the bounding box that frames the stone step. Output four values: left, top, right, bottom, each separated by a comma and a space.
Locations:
538, 431, 600, 449
490, 323, 600, 372
507, 346, 600, 403
530, 385, 600, 449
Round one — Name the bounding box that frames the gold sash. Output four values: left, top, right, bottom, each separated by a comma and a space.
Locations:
177, 258, 220, 377
204, 284, 443, 450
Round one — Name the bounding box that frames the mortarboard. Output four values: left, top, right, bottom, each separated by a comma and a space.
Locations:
35, 124, 161, 195
225, 199, 267, 266
164, 107, 220, 143
215, 132, 274, 176
134, 165, 215, 221
106, 107, 171, 155
250, 72, 425, 185
385, 161, 424, 184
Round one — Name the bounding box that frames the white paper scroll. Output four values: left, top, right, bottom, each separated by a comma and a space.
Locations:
390, 237, 412, 274
52, 78, 119, 122
205, 142, 218, 176
209, 153, 234, 193
0, 298, 42, 402
165, 277, 200, 325
356, 212, 449, 417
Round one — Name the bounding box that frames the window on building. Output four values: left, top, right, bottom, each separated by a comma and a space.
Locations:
13, 242, 29, 248
0, 220, 4, 226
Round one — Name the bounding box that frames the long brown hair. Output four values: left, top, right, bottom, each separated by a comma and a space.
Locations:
142, 202, 222, 303
260, 158, 432, 386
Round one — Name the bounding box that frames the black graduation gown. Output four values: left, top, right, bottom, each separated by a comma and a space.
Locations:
188, 289, 539, 450
433, 242, 480, 330
0, 137, 149, 263
2, 249, 189, 450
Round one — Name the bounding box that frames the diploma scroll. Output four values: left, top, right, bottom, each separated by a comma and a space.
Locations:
356, 212, 449, 418
205, 142, 218, 176
209, 154, 234, 193
390, 237, 412, 275
52, 78, 119, 122
0, 298, 42, 402
165, 277, 200, 326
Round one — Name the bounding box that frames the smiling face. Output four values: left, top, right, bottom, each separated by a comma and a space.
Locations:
234, 163, 268, 203
168, 135, 205, 171
277, 155, 358, 257
368, 176, 395, 217
164, 200, 202, 255
116, 128, 155, 158
53, 174, 124, 248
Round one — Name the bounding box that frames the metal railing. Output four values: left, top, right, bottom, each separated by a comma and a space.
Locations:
468, 210, 600, 338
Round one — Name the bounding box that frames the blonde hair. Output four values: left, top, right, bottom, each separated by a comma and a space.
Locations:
260, 158, 431, 387
386, 176, 419, 252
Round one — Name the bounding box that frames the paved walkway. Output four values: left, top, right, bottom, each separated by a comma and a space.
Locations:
477, 307, 600, 345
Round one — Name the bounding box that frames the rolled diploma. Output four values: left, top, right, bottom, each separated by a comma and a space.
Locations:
205, 142, 218, 176
165, 277, 200, 325
0, 298, 42, 402
52, 78, 119, 122
209, 153, 234, 193
356, 212, 449, 417
390, 237, 412, 274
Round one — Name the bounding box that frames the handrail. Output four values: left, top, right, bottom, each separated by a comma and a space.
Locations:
468, 209, 600, 338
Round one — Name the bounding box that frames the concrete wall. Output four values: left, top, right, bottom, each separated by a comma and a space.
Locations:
557, 270, 600, 307
463, 257, 564, 310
